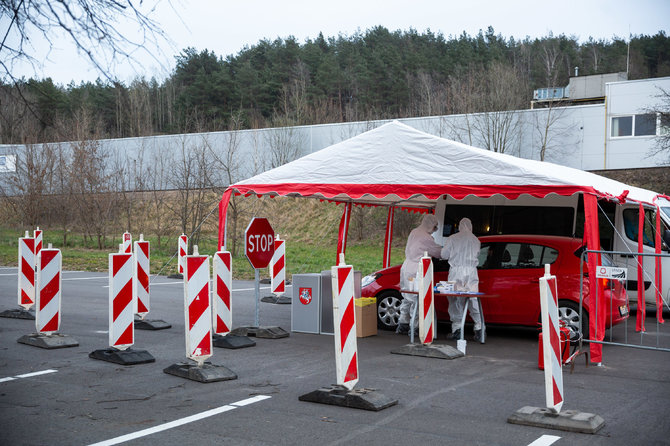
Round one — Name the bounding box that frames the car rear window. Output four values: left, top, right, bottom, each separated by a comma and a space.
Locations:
479, 242, 558, 269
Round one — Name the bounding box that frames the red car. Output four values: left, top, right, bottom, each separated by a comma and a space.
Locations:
361, 235, 629, 338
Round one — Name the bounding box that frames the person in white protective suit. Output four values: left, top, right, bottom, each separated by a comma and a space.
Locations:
441, 217, 482, 341
397, 214, 443, 334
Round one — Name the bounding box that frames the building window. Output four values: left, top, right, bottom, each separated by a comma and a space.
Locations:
660, 113, 670, 136
634, 113, 656, 136
611, 116, 632, 136
611, 113, 658, 137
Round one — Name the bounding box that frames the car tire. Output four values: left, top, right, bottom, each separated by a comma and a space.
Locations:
558, 300, 589, 341
376, 290, 403, 330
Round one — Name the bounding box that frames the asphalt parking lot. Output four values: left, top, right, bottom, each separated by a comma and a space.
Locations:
0, 266, 668, 446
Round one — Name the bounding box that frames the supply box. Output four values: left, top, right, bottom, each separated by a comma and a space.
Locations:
355, 297, 377, 337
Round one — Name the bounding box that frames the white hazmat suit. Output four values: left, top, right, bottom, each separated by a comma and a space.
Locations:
397, 214, 442, 333
441, 217, 482, 338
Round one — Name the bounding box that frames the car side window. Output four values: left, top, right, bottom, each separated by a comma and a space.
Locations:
478, 243, 510, 269
479, 242, 558, 269
541, 247, 559, 265
516, 243, 558, 268
477, 245, 491, 268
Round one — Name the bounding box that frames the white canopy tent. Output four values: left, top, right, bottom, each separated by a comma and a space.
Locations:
217, 120, 665, 361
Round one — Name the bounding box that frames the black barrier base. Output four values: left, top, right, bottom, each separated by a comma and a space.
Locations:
0, 308, 35, 320
260, 294, 292, 304
299, 385, 398, 411
134, 317, 171, 330
89, 347, 155, 365
17, 333, 79, 349
163, 361, 237, 383
390, 343, 465, 360
212, 334, 256, 349
166, 273, 183, 279
508, 406, 605, 434
229, 325, 290, 339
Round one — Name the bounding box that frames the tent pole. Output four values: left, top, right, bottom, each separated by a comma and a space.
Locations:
336, 202, 352, 265
584, 193, 603, 363
383, 206, 395, 268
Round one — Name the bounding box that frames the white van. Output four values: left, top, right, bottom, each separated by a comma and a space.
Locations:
433, 194, 670, 307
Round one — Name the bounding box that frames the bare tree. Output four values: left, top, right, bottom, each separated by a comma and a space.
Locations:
127, 78, 154, 136
166, 133, 219, 251
111, 141, 150, 235
0, 140, 56, 227
65, 105, 118, 249
531, 100, 579, 162
145, 142, 173, 248
69, 138, 117, 249
0, 0, 169, 83
408, 70, 448, 117
201, 112, 251, 254
647, 87, 670, 162
51, 141, 74, 246
264, 120, 304, 170
445, 63, 528, 154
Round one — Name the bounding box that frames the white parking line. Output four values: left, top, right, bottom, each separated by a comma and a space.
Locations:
86, 395, 272, 446
528, 435, 561, 446
15, 369, 59, 378
0, 273, 17, 276
1, 369, 58, 383
62, 276, 108, 281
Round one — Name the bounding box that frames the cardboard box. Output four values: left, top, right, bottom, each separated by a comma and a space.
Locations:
355, 297, 377, 337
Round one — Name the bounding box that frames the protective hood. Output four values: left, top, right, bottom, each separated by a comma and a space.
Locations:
420, 215, 439, 234
458, 217, 473, 233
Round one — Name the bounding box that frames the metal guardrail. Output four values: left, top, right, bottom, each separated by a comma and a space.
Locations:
579, 249, 670, 353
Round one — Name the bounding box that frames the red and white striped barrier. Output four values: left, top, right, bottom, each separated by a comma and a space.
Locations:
18, 232, 35, 310
36, 247, 62, 334
539, 264, 564, 413
331, 254, 359, 390
418, 254, 434, 345
213, 249, 232, 335
270, 236, 285, 296
109, 249, 135, 350
122, 232, 132, 254
33, 227, 42, 260
184, 247, 212, 365
134, 235, 150, 318
178, 234, 188, 275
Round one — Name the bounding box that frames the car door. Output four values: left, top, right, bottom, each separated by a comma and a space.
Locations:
478, 241, 556, 325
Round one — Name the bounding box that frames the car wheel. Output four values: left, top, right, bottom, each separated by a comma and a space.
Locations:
377, 290, 402, 330
558, 300, 589, 341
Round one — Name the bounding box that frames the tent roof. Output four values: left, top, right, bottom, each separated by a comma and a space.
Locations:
227, 120, 660, 207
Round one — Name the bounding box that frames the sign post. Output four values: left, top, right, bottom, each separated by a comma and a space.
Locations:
507, 264, 605, 434
1, 231, 37, 319
163, 245, 238, 383
17, 244, 79, 349
262, 235, 291, 304
212, 247, 256, 349
298, 253, 398, 411
229, 218, 288, 339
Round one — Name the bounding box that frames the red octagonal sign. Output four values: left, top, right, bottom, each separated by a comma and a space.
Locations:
245, 217, 275, 269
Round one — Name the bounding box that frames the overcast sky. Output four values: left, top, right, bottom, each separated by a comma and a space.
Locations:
7, 0, 670, 85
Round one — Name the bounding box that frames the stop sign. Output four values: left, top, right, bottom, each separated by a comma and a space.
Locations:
245, 217, 275, 269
